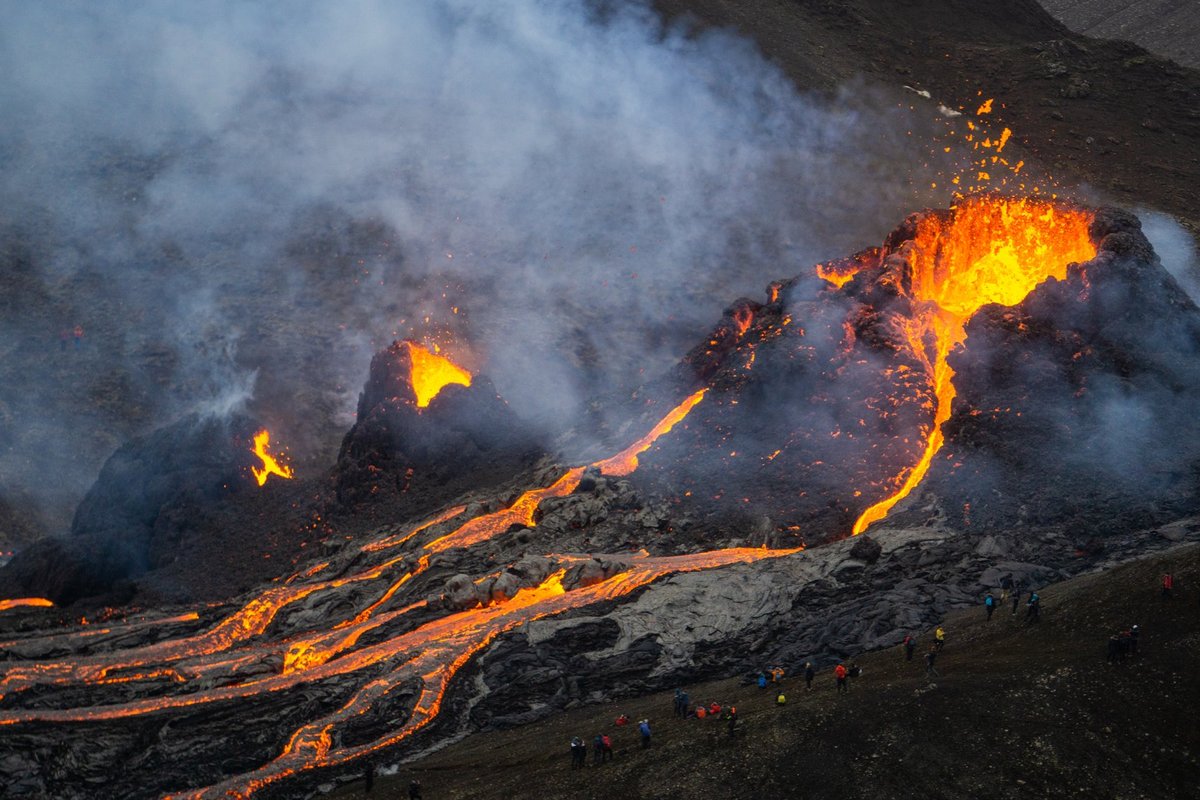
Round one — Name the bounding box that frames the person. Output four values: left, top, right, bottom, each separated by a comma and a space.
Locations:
727, 708, 738, 737
1129, 624, 1140, 656
804, 661, 815, 691
674, 687, 686, 717
776, 691, 787, 705
695, 705, 707, 720
1107, 633, 1122, 664
903, 635, 915, 662
601, 733, 613, 762
615, 714, 629, 726
709, 701, 722, 718
925, 647, 940, 678
409, 779, 422, 800
1162, 573, 1174, 600
638, 719, 651, 749
59, 328, 70, 352
757, 672, 768, 689
848, 663, 862, 680
935, 627, 946, 651
73, 324, 84, 350
1026, 591, 1041, 623
363, 761, 375, 794
984, 593, 996, 621
593, 734, 605, 765
835, 663, 848, 693
570, 736, 586, 769
679, 690, 689, 716
770, 665, 785, 683
1011, 587, 1021, 616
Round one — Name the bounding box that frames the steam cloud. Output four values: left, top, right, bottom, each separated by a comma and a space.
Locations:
0, 0, 958, 541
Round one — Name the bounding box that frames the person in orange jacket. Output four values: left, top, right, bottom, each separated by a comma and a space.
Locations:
835, 663, 848, 693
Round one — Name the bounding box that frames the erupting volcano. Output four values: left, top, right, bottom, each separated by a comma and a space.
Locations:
845, 197, 1097, 534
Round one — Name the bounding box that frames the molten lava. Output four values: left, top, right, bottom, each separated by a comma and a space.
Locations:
251, 430, 294, 486
0, 598, 54, 613
405, 341, 472, 407
848, 197, 1095, 534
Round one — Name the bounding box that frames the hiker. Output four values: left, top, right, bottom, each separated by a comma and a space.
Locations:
679, 690, 689, 717
776, 691, 787, 705
1107, 634, 1123, 664
674, 688, 686, 717
570, 736, 587, 769
1011, 587, 1021, 616
73, 324, 84, 350
1026, 592, 1041, 623
363, 761, 375, 794
409, 779, 422, 800
757, 672, 768, 689
770, 665, 785, 683
695, 704, 707, 720
1129, 625, 1140, 656
935, 627, 946, 651
727, 708, 738, 737
984, 593, 996, 621
925, 647, 940, 678
1162, 573, 1174, 600
903, 634, 915, 662
593, 734, 605, 765
638, 719, 652, 749
835, 663, 848, 693
601, 733, 613, 762
804, 661, 815, 691
708, 701, 722, 718
615, 714, 630, 726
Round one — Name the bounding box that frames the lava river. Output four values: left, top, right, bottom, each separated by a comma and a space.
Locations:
0, 389, 799, 799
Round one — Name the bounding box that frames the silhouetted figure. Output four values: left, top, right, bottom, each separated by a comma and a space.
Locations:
363, 762, 374, 794
1161, 573, 1174, 600
935, 627, 946, 650
835, 663, 848, 693
984, 593, 996, 621
638, 719, 652, 748
804, 661, 815, 690
408, 779, 422, 800
904, 634, 915, 661
1026, 592, 1041, 623
73, 324, 84, 350
1011, 588, 1021, 616
570, 737, 586, 769
925, 648, 940, 678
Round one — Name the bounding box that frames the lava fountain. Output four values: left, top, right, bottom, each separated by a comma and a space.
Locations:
404, 341, 472, 407
843, 197, 1096, 534
250, 429, 294, 486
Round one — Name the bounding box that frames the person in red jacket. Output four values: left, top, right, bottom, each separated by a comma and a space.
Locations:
835, 663, 848, 693
1162, 573, 1174, 600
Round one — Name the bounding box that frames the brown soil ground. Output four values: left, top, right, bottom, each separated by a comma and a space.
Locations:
328, 542, 1200, 800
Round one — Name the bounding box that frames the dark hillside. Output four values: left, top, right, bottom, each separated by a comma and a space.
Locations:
331, 542, 1200, 800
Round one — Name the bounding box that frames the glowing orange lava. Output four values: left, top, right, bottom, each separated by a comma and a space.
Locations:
0, 598, 53, 613
850, 197, 1095, 534
405, 341, 472, 407
251, 430, 294, 486
593, 389, 707, 477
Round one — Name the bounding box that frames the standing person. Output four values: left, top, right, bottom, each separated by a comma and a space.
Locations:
674, 687, 685, 717
985, 593, 996, 621
1011, 587, 1021, 616
1129, 625, 1140, 656
408, 779, 422, 800
904, 634, 915, 662
363, 761, 375, 794
1026, 591, 1041, 622
73, 324, 84, 350
757, 672, 768, 689
1161, 573, 1174, 600
593, 734, 605, 766
638, 719, 652, 749
776, 691, 787, 706
601, 733, 613, 762
935, 627, 946, 651
804, 661, 815, 691
726, 707, 738, 738
679, 690, 689, 718
925, 647, 940, 678
570, 737, 586, 769
835, 663, 848, 693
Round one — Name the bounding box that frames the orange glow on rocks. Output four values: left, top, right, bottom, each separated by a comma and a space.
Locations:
251, 430, 294, 486
405, 341, 472, 407
851, 197, 1095, 534
0, 598, 54, 613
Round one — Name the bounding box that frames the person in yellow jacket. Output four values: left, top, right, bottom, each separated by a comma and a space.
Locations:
934, 626, 946, 651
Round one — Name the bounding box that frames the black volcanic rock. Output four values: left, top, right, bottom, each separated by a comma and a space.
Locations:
333, 340, 545, 512
0, 414, 264, 604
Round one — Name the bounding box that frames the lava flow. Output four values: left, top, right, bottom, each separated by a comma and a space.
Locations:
844, 197, 1095, 534
405, 341, 472, 407
0, 386, 797, 799
250, 429, 294, 486
0, 597, 54, 613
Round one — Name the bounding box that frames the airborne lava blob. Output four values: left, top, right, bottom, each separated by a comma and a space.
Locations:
250, 430, 294, 486
845, 197, 1096, 533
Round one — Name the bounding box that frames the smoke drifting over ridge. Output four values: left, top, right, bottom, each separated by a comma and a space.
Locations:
0, 0, 961, 540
